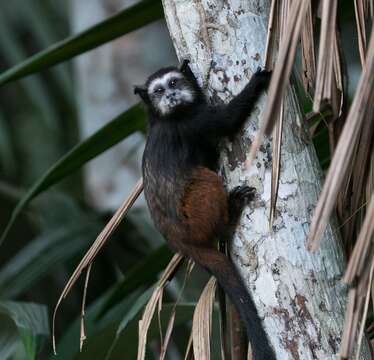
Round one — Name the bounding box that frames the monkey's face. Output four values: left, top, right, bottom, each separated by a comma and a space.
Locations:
147, 71, 195, 116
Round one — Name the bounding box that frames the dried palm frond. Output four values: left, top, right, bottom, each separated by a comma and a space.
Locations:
159, 260, 194, 360
366, 150, 374, 200
137, 253, 184, 360
184, 333, 194, 360
264, 0, 278, 70
340, 252, 374, 358
192, 277, 217, 360
52, 179, 143, 354
245, 0, 309, 169
307, 27, 374, 251
269, 0, 289, 227
340, 114, 373, 247
369, 0, 374, 19
300, 1, 316, 95
327, 29, 346, 153
354, 261, 374, 360
270, 108, 284, 227
313, 0, 337, 112
354, 0, 368, 66
344, 195, 374, 286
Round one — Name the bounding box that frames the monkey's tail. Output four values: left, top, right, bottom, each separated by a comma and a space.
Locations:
189, 246, 276, 360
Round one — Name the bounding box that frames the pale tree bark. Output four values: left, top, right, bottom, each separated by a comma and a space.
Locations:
161, 0, 371, 359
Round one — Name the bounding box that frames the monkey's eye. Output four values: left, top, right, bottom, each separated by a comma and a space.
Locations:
155, 87, 164, 94
169, 79, 177, 88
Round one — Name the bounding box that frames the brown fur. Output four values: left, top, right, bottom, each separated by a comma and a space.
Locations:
180, 167, 228, 245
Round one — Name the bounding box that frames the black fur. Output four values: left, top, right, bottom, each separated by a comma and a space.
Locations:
137, 61, 274, 360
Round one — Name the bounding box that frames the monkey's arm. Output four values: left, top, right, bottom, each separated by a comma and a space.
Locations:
186, 69, 270, 137
215, 69, 270, 135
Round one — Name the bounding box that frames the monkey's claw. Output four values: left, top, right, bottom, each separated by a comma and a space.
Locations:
228, 186, 256, 225
253, 68, 272, 89
230, 185, 256, 203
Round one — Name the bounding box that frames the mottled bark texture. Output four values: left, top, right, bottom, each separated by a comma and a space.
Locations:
161, 0, 371, 359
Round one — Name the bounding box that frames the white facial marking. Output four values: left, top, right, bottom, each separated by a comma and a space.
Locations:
157, 88, 195, 115
179, 89, 194, 102
147, 71, 196, 116
148, 72, 184, 95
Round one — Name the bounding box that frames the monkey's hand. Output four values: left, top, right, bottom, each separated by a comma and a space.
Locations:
251, 67, 272, 91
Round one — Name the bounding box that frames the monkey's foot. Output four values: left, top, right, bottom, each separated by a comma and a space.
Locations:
228, 185, 256, 225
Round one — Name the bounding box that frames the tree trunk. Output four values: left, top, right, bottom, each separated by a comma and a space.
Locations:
161, 0, 371, 359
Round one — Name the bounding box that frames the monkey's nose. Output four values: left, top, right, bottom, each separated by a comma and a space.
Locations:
166, 92, 176, 99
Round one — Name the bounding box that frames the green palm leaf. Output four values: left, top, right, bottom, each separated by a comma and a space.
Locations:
0, 104, 146, 246
0, 301, 49, 360
0, 0, 163, 86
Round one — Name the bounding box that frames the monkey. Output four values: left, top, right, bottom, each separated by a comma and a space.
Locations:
134, 60, 275, 360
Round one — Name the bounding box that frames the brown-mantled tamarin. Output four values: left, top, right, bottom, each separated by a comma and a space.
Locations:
134, 60, 275, 360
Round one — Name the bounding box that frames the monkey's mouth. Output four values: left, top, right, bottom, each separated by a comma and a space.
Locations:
159, 96, 189, 115
165, 98, 184, 111
168, 97, 181, 106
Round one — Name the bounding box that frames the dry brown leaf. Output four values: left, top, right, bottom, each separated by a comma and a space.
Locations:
192, 277, 217, 360
160, 311, 176, 360
264, 0, 278, 70
366, 149, 374, 201
79, 263, 92, 351
331, 30, 345, 119
354, 0, 368, 66
158, 289, 165, 347
340, 263, 373, 358
342, 111, 373, 244
268, 0, 289, 228
159, 260, 194, 360
137, 253, 184, 360
301, 1, 316, 95
184, 333, 194, 360
245, 0, 309, 169
307, 27, 374, 251
344, 194, 374, 285
269, 105, 284, 228
313, 0, 337, 112
340, 288, 357, 358
52, 178, 143, 354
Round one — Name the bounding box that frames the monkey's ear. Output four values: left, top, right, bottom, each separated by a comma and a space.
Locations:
179, 59, 191, 73
134, 85, 148, 102
179, 58, 198, 85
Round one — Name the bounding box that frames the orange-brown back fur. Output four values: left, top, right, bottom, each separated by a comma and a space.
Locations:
180, 167, 228, 246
